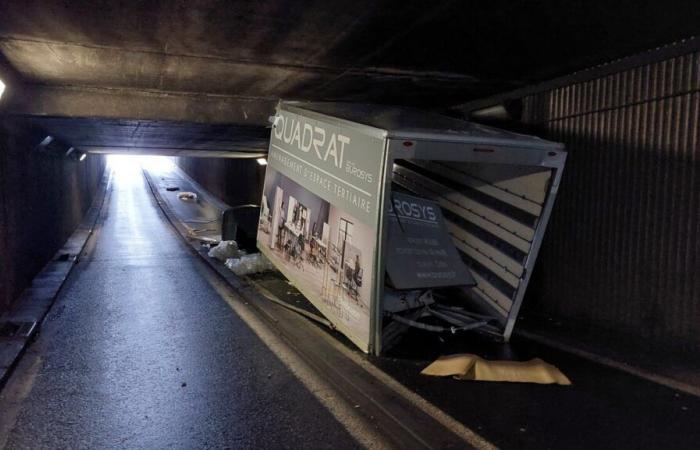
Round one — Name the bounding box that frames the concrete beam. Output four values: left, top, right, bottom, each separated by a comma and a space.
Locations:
85, 147, 267, 158
4, 84, 277, 126
0, 38, 480, 94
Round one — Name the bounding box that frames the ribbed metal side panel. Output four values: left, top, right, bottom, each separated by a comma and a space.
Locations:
522, 51, 700, 354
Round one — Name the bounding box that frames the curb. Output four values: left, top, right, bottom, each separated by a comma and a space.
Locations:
0, 170, 112, 390
142, 167, 494, 450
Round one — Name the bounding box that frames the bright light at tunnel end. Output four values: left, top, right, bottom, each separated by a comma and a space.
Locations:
108, 155, 175, 174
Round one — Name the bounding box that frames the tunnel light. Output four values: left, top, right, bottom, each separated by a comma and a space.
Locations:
66, 147, 86, 162
37, 135, 54, 149
0, 79, 5, 100
256, 158, 268, 166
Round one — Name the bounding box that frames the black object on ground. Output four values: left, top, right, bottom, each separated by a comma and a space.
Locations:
221, 205, 260, 252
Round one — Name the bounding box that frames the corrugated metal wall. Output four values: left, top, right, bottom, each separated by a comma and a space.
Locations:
521, 51, 700, 355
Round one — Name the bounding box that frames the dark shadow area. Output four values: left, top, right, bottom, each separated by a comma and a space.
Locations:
0, 118, 106, 315
254, 269, 700, 450
520, 130, 700, 377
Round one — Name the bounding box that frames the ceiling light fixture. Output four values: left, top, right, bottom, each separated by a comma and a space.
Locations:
66, 147, 87, 162
0, 79, 5, 100
37, 135, 54, 149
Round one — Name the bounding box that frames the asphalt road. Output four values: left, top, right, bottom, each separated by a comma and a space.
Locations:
0, 160, 361, 449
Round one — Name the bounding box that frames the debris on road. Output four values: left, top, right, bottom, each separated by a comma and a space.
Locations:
177, 191, 198, 202
225, 253, 276, 275
421, 353, 571, 385
208, 240, 247, 262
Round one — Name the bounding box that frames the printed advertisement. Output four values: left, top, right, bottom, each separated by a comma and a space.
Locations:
257, 107, 384, 351
386, 192, 475, 289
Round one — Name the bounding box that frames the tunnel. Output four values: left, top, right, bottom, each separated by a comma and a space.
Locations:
0, 1, 699, 449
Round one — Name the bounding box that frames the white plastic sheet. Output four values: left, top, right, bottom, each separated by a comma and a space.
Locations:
225, 254, 276, 275
208, 240, 246, 262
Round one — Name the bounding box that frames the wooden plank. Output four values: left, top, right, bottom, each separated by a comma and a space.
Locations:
394, 169, 530, 253
393, 175, 532, 254
452, 238, 520, 288
470, 270, 513, 313
446, 220, 524, 279
445, 162, 552, 204
416, 160, 543, 216
394, 165, 536, 241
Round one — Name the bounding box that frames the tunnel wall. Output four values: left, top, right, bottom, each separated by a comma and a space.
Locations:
0, 118, 106, 315
175, 157, 266, 207
521, 49, 700, 358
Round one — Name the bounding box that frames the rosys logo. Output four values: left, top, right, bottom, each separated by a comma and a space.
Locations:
389, 196, 438, 223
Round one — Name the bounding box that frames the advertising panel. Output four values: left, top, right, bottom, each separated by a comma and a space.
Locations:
257, 106, 385, 351
386, 192, 475, 289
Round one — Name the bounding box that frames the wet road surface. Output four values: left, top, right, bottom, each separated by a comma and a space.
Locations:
0, 162, 360, 449
4, 158, 699, 450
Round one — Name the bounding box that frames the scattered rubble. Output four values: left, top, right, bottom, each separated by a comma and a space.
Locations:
208, 240, 247, 262
177, 191, 198, 202
225, 253, 276, 275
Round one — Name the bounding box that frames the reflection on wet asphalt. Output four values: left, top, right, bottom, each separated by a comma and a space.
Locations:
0, 160, 358, 449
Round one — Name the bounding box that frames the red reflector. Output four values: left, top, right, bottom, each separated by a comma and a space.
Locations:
403, 141, 414, 147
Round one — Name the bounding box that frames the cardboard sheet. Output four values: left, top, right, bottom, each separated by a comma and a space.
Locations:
421, 353, 571, 385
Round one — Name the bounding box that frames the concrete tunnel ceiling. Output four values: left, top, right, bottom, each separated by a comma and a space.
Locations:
1, 0, 700, 156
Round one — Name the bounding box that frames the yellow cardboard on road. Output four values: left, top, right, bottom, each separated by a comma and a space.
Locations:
421, 354, 571, 385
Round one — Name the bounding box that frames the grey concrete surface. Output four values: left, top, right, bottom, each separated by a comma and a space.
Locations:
2, 1, 700, 112
0, 118, 106, 315
3, 1, 700, 136
0, 168, 107, 388
145, 160, 227, 243
5, 86, 277, 128
175, 157, 266, 210
21, 117, 270, 159
0, 160, 359, 449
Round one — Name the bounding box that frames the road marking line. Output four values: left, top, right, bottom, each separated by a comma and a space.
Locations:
199, 268, 392, 449
306, 316, 497, 450
145, 164, 496, 449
